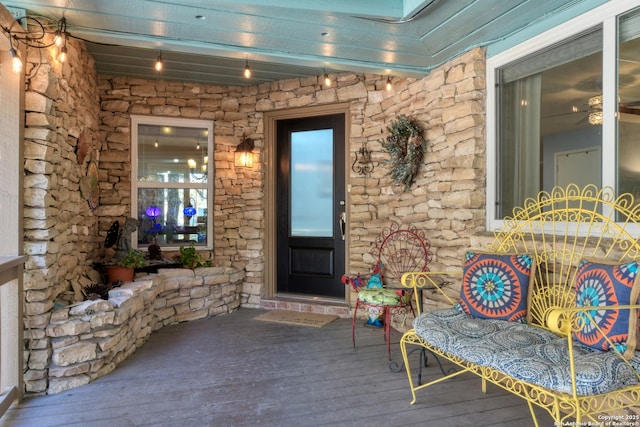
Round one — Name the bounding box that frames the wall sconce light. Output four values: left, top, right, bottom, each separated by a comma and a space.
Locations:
352, 141, 375, 176
235, 137, 254, 168
146, 206, 162, 222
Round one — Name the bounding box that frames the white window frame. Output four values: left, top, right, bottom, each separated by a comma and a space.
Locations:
131, 115, 214, 250
486, 0, 639, 234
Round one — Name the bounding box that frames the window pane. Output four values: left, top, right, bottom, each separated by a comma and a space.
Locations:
618, 8, 640, 201
138, 124, 209, 184
497, 29, 603, 218
290, 129, 333, 237
137, 188, 208, 247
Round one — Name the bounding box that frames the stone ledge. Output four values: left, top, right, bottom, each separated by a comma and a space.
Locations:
45, 267, 244, 394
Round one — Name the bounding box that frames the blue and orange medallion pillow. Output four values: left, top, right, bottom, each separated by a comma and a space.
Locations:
573, 259, 640, 359
458, 251, 535, 322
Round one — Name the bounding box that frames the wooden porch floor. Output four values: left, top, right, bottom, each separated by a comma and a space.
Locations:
2, 308, 552, 427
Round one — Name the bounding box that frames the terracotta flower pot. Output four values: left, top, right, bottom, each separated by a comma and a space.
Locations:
106, 265, 134, 283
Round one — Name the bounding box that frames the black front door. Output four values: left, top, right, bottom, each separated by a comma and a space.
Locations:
276, 114, 346, 298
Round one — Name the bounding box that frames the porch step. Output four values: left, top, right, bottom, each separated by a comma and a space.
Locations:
259, 298, 351, 318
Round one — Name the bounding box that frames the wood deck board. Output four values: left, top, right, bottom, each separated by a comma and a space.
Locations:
2, 308, 552, 426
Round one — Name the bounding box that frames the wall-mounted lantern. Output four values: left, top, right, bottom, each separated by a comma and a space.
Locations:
234, 137, 255, 168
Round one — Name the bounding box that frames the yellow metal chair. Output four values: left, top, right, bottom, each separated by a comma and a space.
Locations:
399, 184, 640, 425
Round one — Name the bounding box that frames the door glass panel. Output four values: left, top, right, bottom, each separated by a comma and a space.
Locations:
290, 129, 333, 237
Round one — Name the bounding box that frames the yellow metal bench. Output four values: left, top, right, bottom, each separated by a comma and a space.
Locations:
400, 184, 640, 425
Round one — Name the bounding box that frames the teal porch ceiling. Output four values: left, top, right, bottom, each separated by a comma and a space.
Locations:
1, 0, 605, 86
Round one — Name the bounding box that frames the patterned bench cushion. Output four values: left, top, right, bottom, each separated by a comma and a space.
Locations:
414, 308, 640, 396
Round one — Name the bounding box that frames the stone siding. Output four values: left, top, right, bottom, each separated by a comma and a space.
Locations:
45, 267, 243, 394
22, 37, 102, 393
98, 47, 487, 311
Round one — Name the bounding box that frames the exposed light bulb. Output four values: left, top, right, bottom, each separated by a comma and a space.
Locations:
9, 47, 22, 73
58, 45, 67, 63
54, 30, 64, 47
386, 76, 392, 91
244, 61, 251, 79
324, 72, 331, 87
154, 140, 159, 148
55, 18, 67, 48
155, 54, 163, 71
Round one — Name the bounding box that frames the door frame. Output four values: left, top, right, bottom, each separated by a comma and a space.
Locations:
264, 103, 351, 301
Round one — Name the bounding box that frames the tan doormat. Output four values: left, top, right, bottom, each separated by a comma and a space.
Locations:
255, 310, 339, 328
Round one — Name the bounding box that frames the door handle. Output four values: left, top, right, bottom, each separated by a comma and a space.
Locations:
339, 212, 346, 241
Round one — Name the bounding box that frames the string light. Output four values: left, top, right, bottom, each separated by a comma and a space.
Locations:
1, 15, 69, 72
243, 59, 251, 78
58, 43, 67, 63
155, 53, 163, 71
54, 17, 66, 47
9, 44, 22, 73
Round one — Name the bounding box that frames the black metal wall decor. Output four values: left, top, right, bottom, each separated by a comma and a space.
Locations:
352, 141, 375, 198
352, 141, 375, 177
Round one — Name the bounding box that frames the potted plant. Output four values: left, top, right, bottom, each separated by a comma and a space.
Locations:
106, 249, 146, 283
177, 243, 211, 269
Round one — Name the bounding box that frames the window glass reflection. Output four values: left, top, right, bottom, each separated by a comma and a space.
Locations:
138, 125, 209, 184
137, 188, 208, 246
497, 29, 603, 217
618, 9, 640, 201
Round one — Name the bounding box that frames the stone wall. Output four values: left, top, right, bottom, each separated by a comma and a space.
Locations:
97, 47, 487, 310
46, 267, 243, 394
22, 37, 102, 393
97, 79, 263, 303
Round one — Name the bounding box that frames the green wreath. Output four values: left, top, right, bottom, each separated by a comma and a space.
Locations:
381, 115, 425, 191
